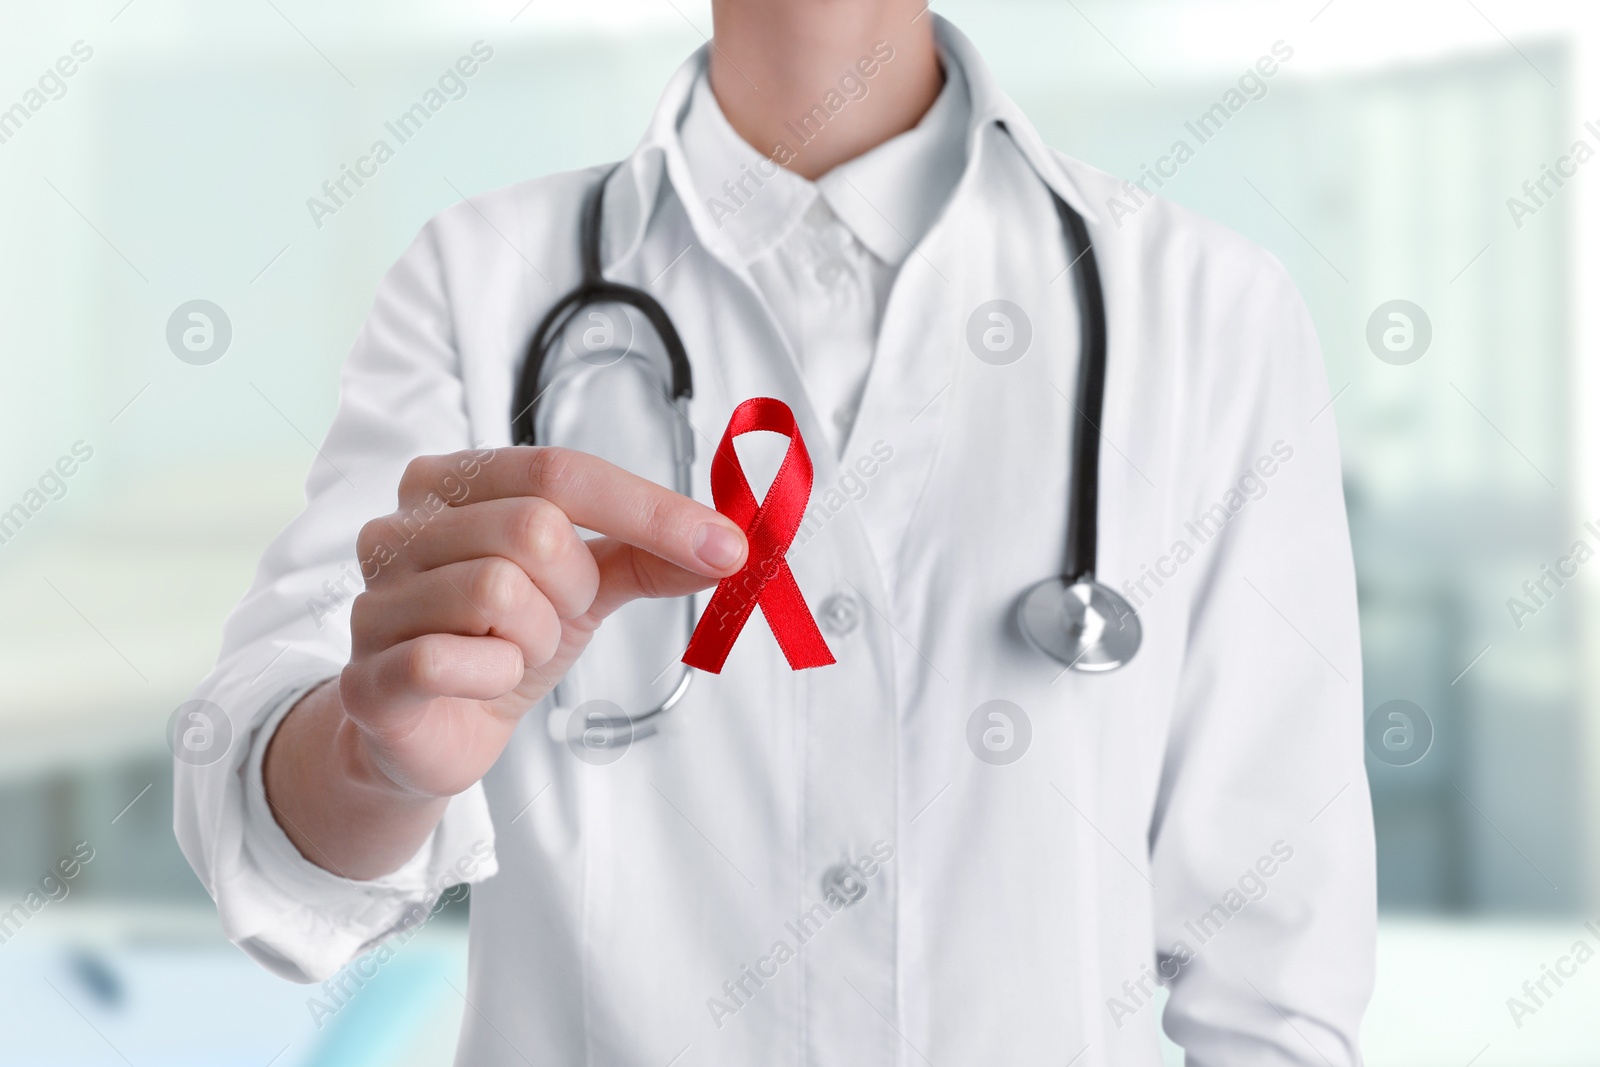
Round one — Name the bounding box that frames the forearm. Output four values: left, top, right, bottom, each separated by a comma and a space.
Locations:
262, 680, 450, 881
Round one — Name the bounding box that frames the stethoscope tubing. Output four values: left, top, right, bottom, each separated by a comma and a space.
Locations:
518, 151, 1134, 736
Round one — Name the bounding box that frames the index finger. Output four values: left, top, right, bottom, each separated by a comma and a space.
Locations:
397, 447, 746, 578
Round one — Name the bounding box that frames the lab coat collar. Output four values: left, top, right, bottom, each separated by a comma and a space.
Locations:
601, 14, 1100, 277
933, 15, 1099, 224
813, 53, 970, 270
674, 59, 969, 272
676, 71, 818, 269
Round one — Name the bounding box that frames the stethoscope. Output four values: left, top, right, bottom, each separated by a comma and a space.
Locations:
514, 157, 1141, 745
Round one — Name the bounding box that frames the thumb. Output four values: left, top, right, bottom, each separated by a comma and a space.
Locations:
585, 536, 737, 620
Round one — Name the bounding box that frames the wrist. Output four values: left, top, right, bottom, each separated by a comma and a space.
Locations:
331, 710, 449, 807
272, 680, 439, 807
262, 678, 451, 880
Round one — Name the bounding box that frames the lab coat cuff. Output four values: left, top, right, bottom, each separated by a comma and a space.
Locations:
226, 679, 498, 983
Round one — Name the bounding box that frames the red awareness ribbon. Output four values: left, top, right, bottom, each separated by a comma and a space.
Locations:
681, 398, 836, 674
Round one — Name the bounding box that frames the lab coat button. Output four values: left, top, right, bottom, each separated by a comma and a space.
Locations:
820, 864, 867, 907
818, 592, 860, 636
814, 260, 846, 286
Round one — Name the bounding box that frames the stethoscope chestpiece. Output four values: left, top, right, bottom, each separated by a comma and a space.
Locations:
1016, 575, 1142, 672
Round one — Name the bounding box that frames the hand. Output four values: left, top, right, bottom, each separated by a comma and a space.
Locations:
337, 446, 746, 799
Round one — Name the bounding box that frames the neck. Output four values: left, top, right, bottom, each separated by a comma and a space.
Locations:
707, 1, 943, 180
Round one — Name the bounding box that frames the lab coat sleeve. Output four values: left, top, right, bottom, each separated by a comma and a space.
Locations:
1148, 249, 1375, 1064
172, 219, 500, 984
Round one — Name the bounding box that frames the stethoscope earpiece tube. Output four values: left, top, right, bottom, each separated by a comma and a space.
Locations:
513, 163, 703, 735
514, 156, 1141, 725
1017, 191, 1141, 673
512, 164, 693, 447
1054, 191, 1107, 586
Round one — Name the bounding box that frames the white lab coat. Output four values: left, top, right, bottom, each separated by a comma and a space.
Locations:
175, 16, 1374, 1066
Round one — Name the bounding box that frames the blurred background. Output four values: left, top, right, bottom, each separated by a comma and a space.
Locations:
1, 0, 1597, 1063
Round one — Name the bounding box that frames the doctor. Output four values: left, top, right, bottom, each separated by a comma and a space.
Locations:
175, 1, 1375, 1064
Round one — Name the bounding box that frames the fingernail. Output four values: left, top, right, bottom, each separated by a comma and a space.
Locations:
694, 523, 744, 571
